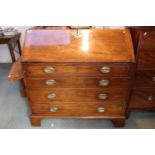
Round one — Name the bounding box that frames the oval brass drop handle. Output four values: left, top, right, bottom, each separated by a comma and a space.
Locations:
148, 96, 153, 101
47, 93, 56, 99
44, 66, 55, 73
152, 76, 155, 82
100, 66, 111, 74
97, 107, 106, 113
50, 107, 58, 112
143, 32, 148, 36
45, 79, 56, 86
99, 80, 110, 86
98, 93, 108, 100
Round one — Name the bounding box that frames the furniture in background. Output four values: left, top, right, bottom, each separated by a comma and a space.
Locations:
8, 27, 135, 127
128, 27, 155, 114
0, 33, 26, 96
0, 33, 22, 62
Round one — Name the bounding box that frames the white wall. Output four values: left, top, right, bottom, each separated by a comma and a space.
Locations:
0, 26, 31, 62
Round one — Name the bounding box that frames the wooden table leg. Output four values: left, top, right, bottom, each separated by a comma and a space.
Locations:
112, 119, 125, 127
8, 41, 16, 62
17, 39, 22, 55
30, 116, 41, 126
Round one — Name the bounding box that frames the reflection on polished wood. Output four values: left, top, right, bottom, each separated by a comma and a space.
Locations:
9, 27, 135, 127
22, 29, 134, 63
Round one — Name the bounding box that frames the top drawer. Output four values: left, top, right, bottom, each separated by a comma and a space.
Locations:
140, 31, 155, 49
23, 63, 132, 77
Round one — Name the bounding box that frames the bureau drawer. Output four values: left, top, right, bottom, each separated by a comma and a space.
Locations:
26, 88, 128, 103
31, 102, 125, 116
140, 31, 155, 49
134, 70, 155, 87
25, 77, 130, 88
130, 88, 155, 109
23, 63, 131, 77
137, 49, 155, 69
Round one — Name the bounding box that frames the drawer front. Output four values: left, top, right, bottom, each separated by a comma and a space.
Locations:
23, 63, 131, 77
26, 88, 128, 103
130, 88, 155, 109
25, 77, 130, 88
140, 31, 155, 49
134, 70, 155, 87
31, 102, 125, 116
137, 49, 155, 69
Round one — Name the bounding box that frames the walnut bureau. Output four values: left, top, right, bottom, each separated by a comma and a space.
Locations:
9, 28, 135, 127
128, 27, 155, 114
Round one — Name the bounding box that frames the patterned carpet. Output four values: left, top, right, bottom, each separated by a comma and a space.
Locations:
0, 63, 155, 129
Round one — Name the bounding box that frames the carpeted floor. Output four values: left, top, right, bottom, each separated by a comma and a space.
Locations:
0, 63, 155, 129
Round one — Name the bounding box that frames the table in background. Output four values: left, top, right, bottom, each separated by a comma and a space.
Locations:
0, 33, 26, 96
0, 33, 22, 62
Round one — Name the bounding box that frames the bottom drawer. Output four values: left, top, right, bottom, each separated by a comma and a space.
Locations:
130, 88, 155, 109
30, 102, 125, 116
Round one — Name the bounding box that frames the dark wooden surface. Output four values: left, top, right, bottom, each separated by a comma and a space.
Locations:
134, 70, 155, 87
129, 26, 155, 114
130, 88, 155, 109
139, 31, 155, 49
137, 49, 155, 69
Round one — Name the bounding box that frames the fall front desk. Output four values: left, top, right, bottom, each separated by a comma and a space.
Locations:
9, 27, 137, 127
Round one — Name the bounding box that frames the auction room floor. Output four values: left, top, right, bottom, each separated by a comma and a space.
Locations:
0, 63, 155, 129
